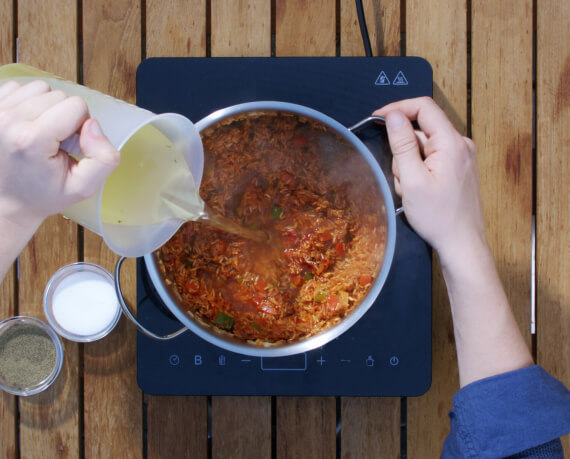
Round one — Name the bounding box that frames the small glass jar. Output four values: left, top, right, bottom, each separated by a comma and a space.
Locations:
43, 262, 122, 342
0, 316, 64, 396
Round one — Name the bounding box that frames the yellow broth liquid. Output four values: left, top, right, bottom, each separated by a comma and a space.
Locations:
100, 124, 204, 225
101, 124, 267, 242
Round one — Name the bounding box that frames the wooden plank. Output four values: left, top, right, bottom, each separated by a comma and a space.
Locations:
0, 271, 16, 458
16, 0, 80, 457
211, 0, 271, 56
0, 3, 17, 457
206, 2, 273, 458
144, 3, 209, 457
472, 1, 533, 338
275, 0, 336, 56
0, 0, 12, 64
536, 0, 570, 453
147, 395, 208, 458
146, 0, 206, 57
276, 397, 336, 459
212, 397, 272, 459
274, 2, 337, 457
337, 1, 402, 457
81, 1, 143, 457
341, 397, 399, 458
405, 0, 468, 456
339, 0, 400, 56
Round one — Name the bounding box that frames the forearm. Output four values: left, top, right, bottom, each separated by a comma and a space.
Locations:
438, 240, 533, 388
0, 215, 39, 282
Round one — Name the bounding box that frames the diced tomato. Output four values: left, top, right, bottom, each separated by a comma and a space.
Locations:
211, 240, 227, 257
279, 171, 297, 188
335, 242, 345, 256
293, 134, 307, 147
318, 230, 332, 242
254, 278, 267, 292
291, 275, 303, 287
359, 275, 372, 287
183, 280, 200, 294
326, 293, 339, 312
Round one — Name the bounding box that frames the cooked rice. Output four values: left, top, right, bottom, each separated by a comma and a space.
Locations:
157, 111, 387, 343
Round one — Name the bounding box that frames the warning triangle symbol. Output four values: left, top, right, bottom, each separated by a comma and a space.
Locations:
375, 71, 390, 86
393, 71, 408, 86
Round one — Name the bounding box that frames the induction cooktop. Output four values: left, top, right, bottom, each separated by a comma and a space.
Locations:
135, 57, 432, 396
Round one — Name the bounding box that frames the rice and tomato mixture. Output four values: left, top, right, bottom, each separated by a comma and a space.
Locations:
158, 111, 387, 344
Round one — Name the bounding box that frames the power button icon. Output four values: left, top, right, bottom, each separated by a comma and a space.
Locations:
389, 356, 400, 366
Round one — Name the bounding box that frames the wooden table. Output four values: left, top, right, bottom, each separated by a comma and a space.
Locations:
0, 1, 568, 457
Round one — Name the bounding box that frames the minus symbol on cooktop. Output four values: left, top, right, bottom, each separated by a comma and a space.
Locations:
340, 359, 351, 364
241, 359, 252, 363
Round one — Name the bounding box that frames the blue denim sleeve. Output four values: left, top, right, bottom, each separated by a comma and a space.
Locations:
441, 365, 570, 458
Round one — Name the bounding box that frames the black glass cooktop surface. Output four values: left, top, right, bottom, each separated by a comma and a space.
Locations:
135, 57, 432, 396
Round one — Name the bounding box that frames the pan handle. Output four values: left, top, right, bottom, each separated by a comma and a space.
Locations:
348, 116, 404, 216
114, 256, 188, 341
348, 115, 385, 132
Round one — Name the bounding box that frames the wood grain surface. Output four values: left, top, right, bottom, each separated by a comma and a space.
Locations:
275, 0, 336, 56
211, 0, 271, 57
0, 1, 568, 458
146, 0, 206, 58
472, 0, 534, 343
537, 0, 570, 453
0, 1, 16, 456
339, 0, 401, 57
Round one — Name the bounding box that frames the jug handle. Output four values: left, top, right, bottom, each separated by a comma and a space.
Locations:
114, 256, 188, 341
348, 116, 404, 216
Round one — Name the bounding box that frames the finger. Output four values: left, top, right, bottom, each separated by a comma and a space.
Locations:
415, 130, 428, 153
463, 136, 477, 156
384, 110, 431, 188
12, 90, 67, 121
0, 80, 51, 111
392, 157, 400, 180
394, 175, 402, 197
34, 96, 90, 144
64, 119, 120, 201
373, 96, 457, 140
0, 81, 21, 101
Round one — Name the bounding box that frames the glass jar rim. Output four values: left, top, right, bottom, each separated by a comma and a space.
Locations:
0, 315, 64, 396
43, 262, 122, 342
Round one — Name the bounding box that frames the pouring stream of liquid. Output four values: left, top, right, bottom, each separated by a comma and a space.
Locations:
161, 191, 268, 243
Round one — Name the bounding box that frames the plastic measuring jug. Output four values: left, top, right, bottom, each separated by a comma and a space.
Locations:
0, 63, 205, 257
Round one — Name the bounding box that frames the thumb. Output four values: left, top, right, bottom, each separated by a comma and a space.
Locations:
384, 111, 429, 188
65, 119, 120, 201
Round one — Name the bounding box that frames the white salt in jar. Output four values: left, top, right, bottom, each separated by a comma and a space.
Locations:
43, 263, 122, 342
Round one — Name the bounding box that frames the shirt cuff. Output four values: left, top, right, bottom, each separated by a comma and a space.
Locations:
442, 365, 570, 458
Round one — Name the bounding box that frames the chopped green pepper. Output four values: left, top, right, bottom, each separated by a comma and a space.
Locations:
250, 322, 262, 331
271, 205, 283, 220
214, 312, 234, 330
314, 291, 327, 303
304, 273, 314, 280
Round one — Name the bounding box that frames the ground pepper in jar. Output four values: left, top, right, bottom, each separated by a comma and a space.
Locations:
0, 324, 57, 389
